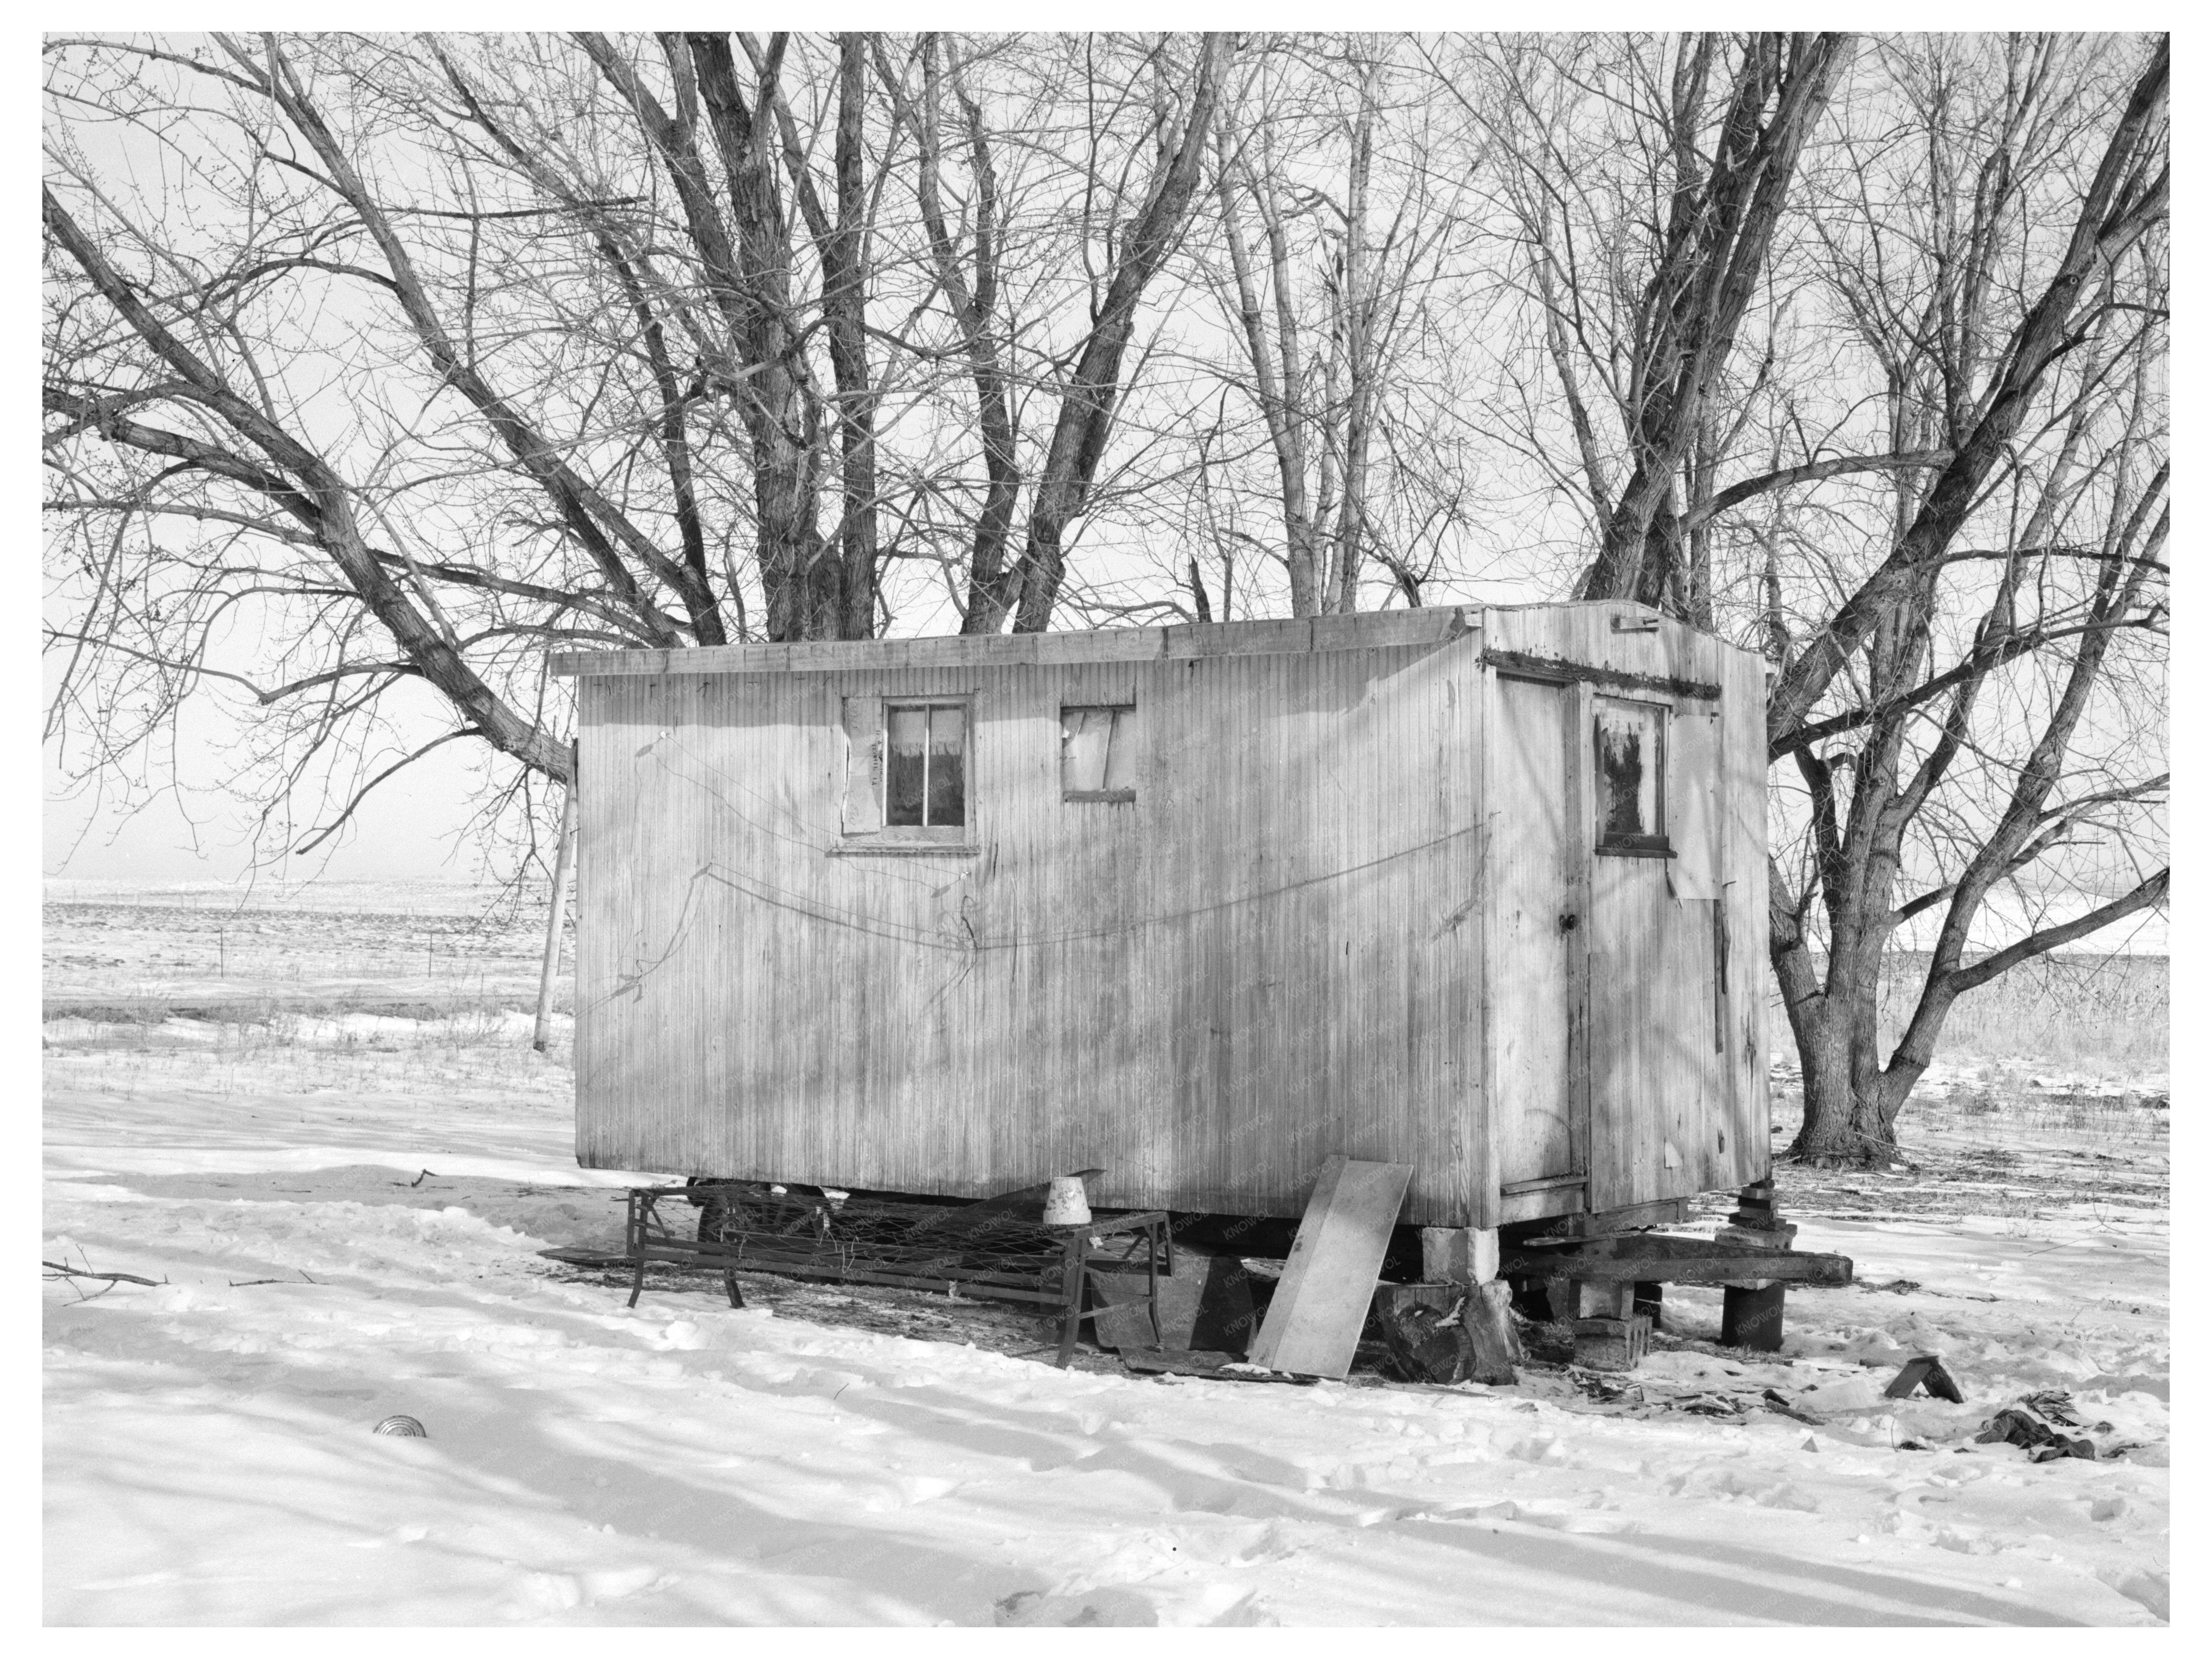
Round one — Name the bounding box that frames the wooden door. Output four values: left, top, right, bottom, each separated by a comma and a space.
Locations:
1489, 674, 1583, 1188
1583, 694, 1727, 1210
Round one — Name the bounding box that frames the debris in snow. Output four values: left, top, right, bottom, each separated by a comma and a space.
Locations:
1762, 1387, 1825, 1424
1886, 1353, 1968, 1402
43, 1257, 162, 1288
372, 1416, 427, 1438
1974, 1392, 2114, 1462
1794, 1372, 1891, 1417
993, 1586, 1161, 1627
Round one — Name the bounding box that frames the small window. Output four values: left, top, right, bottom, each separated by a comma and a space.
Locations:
837, 695, 974, 851
886, 702, 967, 828
1061, 705, 1136, 801
1594, 697, 1669, 855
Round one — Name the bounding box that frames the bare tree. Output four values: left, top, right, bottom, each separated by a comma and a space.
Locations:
1760, 34, 2169, 1161
1196, 35, 1483, 619
46, 31, 924, 861
47, 25, 2167, 1071
871, 31, 1232, 633
1461, 30, 2167, 1162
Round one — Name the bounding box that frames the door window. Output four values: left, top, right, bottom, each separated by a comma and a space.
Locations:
1594, 697, 1669, 855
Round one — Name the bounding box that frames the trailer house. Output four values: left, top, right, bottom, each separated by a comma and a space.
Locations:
551, 601, 1772, 1279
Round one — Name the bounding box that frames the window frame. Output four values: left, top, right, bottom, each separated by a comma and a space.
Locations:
1059, 702, 1138, 803
1592, 694, 1672, 858
882, 699, 972, 833
836, 693, 978, 853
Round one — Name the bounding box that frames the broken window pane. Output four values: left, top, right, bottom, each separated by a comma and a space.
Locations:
1594, 697, 1667, 851
1101, 709, 1137, 794
1061, 705, 1135, 800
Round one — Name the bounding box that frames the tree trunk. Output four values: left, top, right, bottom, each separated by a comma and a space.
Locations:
1328, 61, 1378, 615
826, 33, 880, 640
685, 32, 838, 642
1579, 33, 1851, 615
1783, 954, 1912, 1166
1009, 34, 1230, 633
876, 34, 1025, 635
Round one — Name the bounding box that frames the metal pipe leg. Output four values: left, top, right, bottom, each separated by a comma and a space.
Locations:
1146, 1220, 1162, 1347
1055, 1233, 1088, 1368
624, 1191, 649, 1308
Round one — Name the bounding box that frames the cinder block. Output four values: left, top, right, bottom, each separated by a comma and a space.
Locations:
1573, 1313, 1652, 1372
1576, 1279, 1635, 1320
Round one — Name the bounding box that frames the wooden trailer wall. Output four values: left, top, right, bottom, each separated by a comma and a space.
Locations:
558, 603, 1769, 1230
568, 612, 1489, 1224
1479, 606, 1769, 1224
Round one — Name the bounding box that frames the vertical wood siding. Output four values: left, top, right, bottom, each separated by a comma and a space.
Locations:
1479, 604, 1757, 1214
571, 604, 1768, 1227
577, 641, 1485, 1224
1717, 641, 1772, 1187
1485, 673, 1576, 1185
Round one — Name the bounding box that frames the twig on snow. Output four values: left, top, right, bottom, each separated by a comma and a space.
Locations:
43, 1257, 164, 1295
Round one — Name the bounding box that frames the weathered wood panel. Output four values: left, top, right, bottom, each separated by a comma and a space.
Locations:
1487, 673, 1576, 1185
1247, 1156, 1414, 1379
1482, 603, 1724, 697
1718, 642, 1771, 1187
555, 606, 1471, 680
1579, 669, 1729, 1212
575, 638, 1485, 1224
570, 605, 1768, 1230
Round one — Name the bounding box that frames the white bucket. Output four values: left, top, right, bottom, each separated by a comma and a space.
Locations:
1041, 1175, 1092, 1225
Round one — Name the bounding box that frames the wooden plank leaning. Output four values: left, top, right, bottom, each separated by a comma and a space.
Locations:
1247, 1155, 1414, 1380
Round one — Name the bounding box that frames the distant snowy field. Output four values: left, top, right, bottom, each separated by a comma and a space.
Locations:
43, 886, 2169, 1626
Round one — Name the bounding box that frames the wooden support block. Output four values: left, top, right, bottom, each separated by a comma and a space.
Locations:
1731, 1178, 1776, 1225
1421, 1226, 1500, 1285
1516, 1198, 1690, 1240
1371, 1281, 1520, 1386
1715, 1222, 1797, 1250
1573, 1313, 1651, 1372
1464, 1280, 1520, 1383
1247, 1156, 1414, 1380
1722, 1281, 1787, 1351
1371, 1283, 1471, 1384
1498, 1232, 1852, 1287
1577, 1279, 1635, 1320
1543, 1276, 1575, 1325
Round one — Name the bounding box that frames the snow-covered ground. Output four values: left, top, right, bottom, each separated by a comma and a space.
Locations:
43, 895, 2169, 1626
